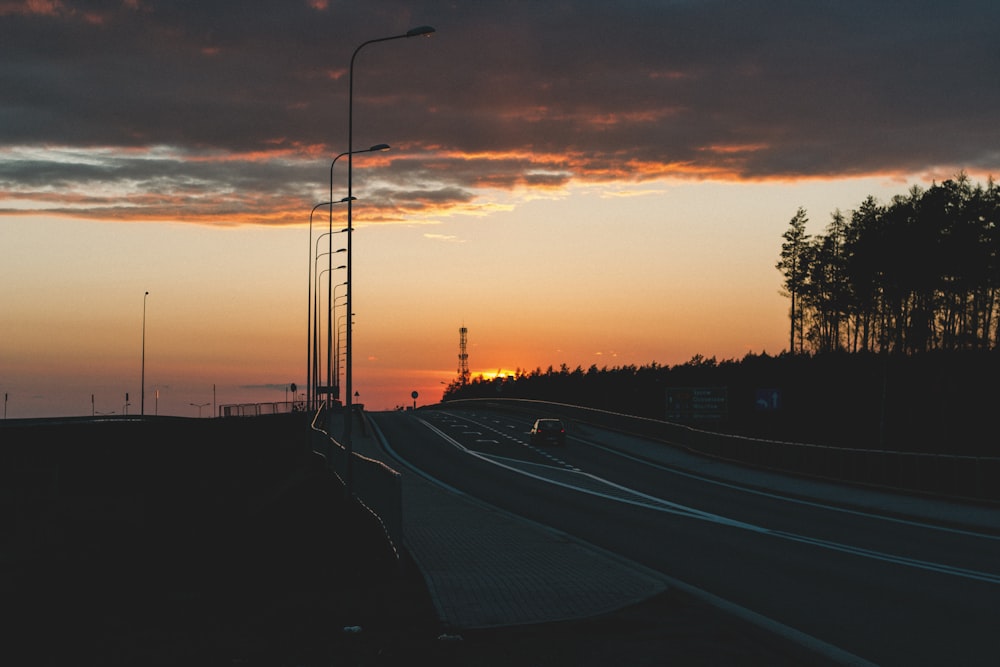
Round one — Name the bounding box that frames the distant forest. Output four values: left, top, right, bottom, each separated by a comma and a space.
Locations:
440, 350, 997, 456
777, 173, 999, 354
441, 175, 999, 456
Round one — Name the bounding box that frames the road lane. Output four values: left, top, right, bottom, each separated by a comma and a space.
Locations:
372, 409, 1000, 666
424, 408, 1000, 578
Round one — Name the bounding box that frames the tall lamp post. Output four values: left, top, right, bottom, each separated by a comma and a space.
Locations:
345, 25, 435, 497
321, 280, 347, 403
336, 310, 353, 399
314, 229, 348, 406
307, 201, 331, 411
328, 145, 388, 413
314, 263, 340, 404
141, 291, 149, 416
331, 286, 348, 400
307, 198, 352, 410
317, 262, 346, 403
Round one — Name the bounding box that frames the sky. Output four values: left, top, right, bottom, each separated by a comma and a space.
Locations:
2, 0, 999, 418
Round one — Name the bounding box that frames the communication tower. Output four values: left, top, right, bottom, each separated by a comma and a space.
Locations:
458, 326, 470, 385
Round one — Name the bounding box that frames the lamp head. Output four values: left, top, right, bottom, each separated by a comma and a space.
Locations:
406, 25, 435, 37
368, 143, 391, 152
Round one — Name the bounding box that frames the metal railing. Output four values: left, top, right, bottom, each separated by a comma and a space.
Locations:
308, 407, 403, 556
219, 401, 305, 417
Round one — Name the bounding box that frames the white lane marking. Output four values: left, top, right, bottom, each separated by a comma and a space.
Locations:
440, 411, 579, 471
417, 416, 1000, 586
452, 411, 1000, 543
373, 416, 879, 667
571, 430, 1000, 542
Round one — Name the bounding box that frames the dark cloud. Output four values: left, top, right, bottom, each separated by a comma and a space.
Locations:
1, 0, 998, 224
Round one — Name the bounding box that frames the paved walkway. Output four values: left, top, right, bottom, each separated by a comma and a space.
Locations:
333, 410, 1000, 633
330, 411, 669, 630
396, 458, 670, 630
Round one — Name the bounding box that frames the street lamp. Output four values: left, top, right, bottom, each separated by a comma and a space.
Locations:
319, 263, 346, 401
324, 280, 347, 398
307, 201, 331, 410
336, 311, 354, 398
315, 263, 346, 405
345, 25, 435, 496
331, 288, 348, 398
327, 144, 388, 414
190, 402, 209, 418
141, 291, 149, 416
315, 227, 349, 400
307, 198, 351, 410
315, 257, 344, 406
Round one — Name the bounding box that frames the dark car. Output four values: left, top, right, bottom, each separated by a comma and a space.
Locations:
529, 418, 566, 446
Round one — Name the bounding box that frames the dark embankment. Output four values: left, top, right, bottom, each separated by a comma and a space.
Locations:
1, 415, 440, 665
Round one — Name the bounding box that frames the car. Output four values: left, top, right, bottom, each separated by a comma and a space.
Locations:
529, 418, 566, 446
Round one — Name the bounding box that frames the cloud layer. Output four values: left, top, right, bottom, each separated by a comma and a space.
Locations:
2, 0, 998, 224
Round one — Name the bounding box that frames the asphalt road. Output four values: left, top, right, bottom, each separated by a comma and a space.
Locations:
373, 408, 1000, 666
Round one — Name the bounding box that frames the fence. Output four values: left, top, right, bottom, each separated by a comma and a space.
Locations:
218, 401, 304, 417
443, 398, 1000, 505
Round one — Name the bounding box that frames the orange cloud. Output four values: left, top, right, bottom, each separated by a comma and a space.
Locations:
0, 0, 63, 17
699, 143, 770, 155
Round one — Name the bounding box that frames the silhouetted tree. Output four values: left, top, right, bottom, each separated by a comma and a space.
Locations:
843, 196, 886, 351
777, 207, 810, 353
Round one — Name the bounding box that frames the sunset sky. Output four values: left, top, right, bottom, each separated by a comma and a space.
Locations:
2, 0, 999, 418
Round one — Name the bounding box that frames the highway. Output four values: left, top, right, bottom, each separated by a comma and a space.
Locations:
371, 407, 1000, 666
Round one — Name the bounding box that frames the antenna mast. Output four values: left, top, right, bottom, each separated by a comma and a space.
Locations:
458, 326, 470, 385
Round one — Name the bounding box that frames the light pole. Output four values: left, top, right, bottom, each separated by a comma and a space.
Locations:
324, 260, 347, 398
336, 311, 353, 399
307, 198, 352, 410
307, 201, 330, 411
328, 145, 388, 414
331, 288, 348, 399
314, 228, 348, 405
345, 25, 435, 496
316, 250, 346, 357
324, 280, 347, 398
315, 264, 346, 405
190, 402, 209, 418
141, 291, 149, 416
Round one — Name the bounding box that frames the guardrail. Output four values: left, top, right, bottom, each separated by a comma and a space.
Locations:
442, 398, 1000, 505
308, 407, 403, 557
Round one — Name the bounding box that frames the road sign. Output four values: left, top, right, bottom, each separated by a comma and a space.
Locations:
755, 388, 782, 411
666, 386, 728, 422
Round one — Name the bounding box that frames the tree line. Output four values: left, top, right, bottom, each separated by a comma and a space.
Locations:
440, 350, 999, 456
440, 174, 999, 455
777, 173, 999, 354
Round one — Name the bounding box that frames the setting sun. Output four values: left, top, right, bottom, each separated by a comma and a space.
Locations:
474, 369, 519, 381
